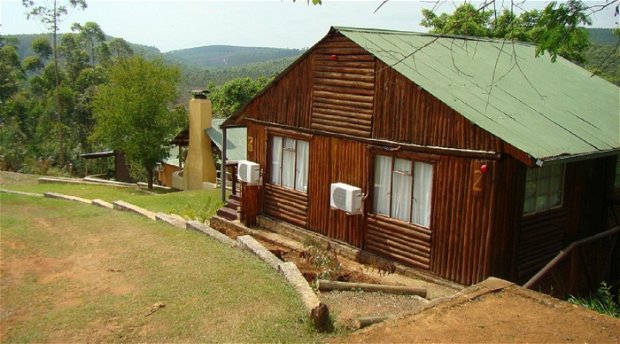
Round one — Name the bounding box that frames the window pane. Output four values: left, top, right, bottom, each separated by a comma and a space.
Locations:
413, 162, 433, 227
281, 138, 296, 189
391, 159, 412, 222
295, 140, 309, 192
373, 155, 392, 216
524, 164, 565, 215
271, 136, 282, 185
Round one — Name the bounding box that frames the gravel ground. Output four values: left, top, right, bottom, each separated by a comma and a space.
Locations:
319, 290, 429, 329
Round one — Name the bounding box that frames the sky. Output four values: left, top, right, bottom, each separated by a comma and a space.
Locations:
1, 0, 618, 53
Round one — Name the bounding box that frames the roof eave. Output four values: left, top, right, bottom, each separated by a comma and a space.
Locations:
534, 148, 620, 167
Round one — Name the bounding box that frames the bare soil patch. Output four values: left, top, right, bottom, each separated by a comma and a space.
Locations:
341, 285, 620, 343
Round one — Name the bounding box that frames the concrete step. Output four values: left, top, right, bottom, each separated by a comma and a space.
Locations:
229, 194, 241, 203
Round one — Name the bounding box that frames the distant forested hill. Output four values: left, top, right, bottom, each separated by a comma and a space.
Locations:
164, 45, 303, 68
583, 28, 619, 86
5, 33, 161, 60
586, 28, 618, 45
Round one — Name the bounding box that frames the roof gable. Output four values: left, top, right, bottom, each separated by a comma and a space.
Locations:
336, 27, 619, 162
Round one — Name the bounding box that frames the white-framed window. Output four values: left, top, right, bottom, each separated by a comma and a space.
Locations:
373, 154, 433, 228
523, 164, 565, 215
614, 155, 620, 189
270, 135, 309, 193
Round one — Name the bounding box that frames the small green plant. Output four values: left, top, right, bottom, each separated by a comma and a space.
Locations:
301, 238, 342, 280
568, 282, 620, 318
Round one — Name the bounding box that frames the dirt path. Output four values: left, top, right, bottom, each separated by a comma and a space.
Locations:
340, 282, 620, 343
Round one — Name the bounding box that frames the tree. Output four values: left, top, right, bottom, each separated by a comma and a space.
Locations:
419, 1, 593, 63
71, 22, 105, 69
0, 42, 23, 102
91, 56, 185, 189
209, 76, 271, 117
22, 0, 87, 167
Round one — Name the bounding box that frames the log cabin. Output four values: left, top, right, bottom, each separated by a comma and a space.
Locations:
218, 27, 620, 290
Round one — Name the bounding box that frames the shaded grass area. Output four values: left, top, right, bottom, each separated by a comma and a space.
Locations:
0, 193, 328, 342
0, 172, 222, 220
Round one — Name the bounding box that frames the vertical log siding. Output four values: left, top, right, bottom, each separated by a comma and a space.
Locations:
373, 60, 502, 152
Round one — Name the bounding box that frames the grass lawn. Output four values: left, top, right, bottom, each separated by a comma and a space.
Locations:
0, 172, 222, 221
0, 192, 328, 342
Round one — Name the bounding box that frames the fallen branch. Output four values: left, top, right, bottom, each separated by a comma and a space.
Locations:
317, 280, 427, 298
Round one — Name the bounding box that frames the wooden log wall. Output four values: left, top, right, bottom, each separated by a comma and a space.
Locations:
516, 209, 568, 282
429, 157, 497, 285
264, 184, 308, 228
242, 57, 314, 129
366, 214, 431, 270
311, 36, 375, 138
515, 157, 616, 283
373, 60, 502, 152
306, 136, 367, 248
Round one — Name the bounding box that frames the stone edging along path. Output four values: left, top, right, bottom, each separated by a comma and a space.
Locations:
0, 188, 331, 332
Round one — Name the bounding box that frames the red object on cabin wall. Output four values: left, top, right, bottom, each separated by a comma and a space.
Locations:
480, 164, 488, 174
330, 54, 338, 61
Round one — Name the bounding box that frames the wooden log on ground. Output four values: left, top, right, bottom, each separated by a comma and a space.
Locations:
317, 280, 427, 298
356, 316, 389, 329
279, 262, 332, 332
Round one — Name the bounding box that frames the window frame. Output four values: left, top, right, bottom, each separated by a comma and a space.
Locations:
371, 151, 435, 228
523, 163, 566, 216
268, 133, 310, 193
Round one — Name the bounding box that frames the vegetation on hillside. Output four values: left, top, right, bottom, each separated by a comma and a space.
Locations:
164, 44, 303, 68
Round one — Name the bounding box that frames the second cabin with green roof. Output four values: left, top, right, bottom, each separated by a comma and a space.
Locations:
219, 27, 620, 293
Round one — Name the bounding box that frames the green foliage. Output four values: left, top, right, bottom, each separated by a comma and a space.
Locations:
534, 0, 591, 63
421, 3, 493, 37
92, 56, 185, 188
568, 282, 620, 318
0, 44, 24, 101
31, 36, 52, 59
420, 1, 592, 63
209, 76, 272, 117
302, 238, 342, 281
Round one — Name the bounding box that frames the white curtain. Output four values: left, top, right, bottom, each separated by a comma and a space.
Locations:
412, 162, 433, 227
391, 158, 413, 222
271, 136, 282, 184
295, 140, 309, 192
373, 155, 392, 216
281, 138, 296, 189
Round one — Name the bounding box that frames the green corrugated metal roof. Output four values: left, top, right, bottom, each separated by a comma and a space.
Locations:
206, 118, 247, 162
335, 27, 619, 163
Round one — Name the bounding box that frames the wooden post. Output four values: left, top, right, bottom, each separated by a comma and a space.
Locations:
220, 127, 227, 202
232, 164, 238, 196
240, 183, 260, 227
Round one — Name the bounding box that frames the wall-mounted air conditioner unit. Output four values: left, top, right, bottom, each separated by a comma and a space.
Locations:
237, 160, 261, 185
330, 182, 363, 215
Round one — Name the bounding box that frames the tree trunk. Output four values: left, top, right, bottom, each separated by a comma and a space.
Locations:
53, 0, 64, 167
147, 167, 154, 190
